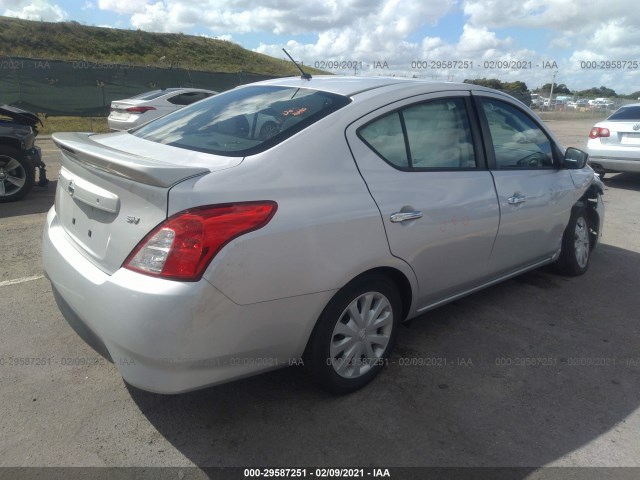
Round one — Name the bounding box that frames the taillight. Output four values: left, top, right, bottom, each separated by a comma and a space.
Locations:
123, 202, 277, 281
589, 127, 610, 139
126, 106, 156, 114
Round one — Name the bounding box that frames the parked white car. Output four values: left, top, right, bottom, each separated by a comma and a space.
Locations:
587, 103, 640, 178
108, 88, 217, 131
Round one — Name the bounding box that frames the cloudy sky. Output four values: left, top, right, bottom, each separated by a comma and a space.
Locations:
3, 0, 640, 94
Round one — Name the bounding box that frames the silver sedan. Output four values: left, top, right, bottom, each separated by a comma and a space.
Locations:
43, 76, 604, 394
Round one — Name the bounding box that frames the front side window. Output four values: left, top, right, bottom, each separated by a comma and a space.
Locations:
480, 98, 554, 169
133, 86, 351, 156
358, 98, 476, 170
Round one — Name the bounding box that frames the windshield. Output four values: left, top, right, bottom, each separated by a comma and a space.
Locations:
607, 106, 640, 121
133, 85, 351, 156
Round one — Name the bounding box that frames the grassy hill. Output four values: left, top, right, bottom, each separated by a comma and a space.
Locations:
0, 16, 325, 76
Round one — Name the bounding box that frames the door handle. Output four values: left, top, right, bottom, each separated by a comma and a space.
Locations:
507, 195, 527, 205
390, 211, 423, 223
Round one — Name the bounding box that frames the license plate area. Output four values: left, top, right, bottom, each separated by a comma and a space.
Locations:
621, 133, 640, 145
109, 111, 130, 120
57, 168, 119, 261
59, 190, 117, 261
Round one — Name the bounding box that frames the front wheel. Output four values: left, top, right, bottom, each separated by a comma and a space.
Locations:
0, 146, 35, 203
553, 205, 591, 276
304, 275, 401, 394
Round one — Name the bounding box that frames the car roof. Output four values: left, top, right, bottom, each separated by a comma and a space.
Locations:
248, 75, 485, 97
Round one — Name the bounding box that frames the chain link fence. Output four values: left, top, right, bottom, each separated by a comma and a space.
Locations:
0, 56, 277, 116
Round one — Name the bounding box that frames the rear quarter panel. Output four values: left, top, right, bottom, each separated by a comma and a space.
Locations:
168, 110, 418, 306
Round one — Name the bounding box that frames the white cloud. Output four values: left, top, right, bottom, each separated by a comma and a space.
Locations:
97, 0, 149, 14
4, 0, 640, 92
462, 0, 631, 31
109, 0, 454, 35
2, 0, 67, 21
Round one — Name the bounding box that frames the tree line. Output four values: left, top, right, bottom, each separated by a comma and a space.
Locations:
463, 78, 640, 99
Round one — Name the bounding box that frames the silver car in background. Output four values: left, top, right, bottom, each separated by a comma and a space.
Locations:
107, 87, 217, 131
587, 103, 640, 178
43, 77, 604, 395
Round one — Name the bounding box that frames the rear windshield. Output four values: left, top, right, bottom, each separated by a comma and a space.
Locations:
131, 89, 181, 100
132, 85, 351, 156
608, 106, 640, 120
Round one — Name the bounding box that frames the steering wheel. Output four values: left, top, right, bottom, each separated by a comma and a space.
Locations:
517, 152, 550, 167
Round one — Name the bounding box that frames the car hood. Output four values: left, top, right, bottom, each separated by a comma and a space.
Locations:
0, 104, 42, 127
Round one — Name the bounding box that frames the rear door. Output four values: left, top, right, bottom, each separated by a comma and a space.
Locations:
473, 93, 577, 275
346, 91, 500, 308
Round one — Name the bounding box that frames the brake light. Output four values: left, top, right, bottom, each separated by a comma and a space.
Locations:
126, 106, 157, 114
124, 202, 277, 281
589, 127, 610, 139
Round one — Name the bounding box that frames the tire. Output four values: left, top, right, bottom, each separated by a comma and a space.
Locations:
304, 274, 401, 394
553, 205, 591, 276
0, 146, 35, 203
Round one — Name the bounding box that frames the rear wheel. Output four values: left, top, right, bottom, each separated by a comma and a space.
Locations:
304, 275, 401, 394
553, 205, 591, 276
0, 146, 35, 203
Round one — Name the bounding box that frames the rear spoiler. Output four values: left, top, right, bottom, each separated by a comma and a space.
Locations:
52, 132, 209, 188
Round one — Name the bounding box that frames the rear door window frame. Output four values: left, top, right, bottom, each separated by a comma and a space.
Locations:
356, 94, 487, 172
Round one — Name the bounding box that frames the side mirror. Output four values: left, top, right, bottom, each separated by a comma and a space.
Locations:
562, 147, 588, 169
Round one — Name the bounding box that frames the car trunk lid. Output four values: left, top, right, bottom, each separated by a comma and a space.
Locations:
601, 121, 640, 147
52, 132, 241, 275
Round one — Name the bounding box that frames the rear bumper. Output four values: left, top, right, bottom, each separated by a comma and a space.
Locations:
588, 156, 640, 173
587, 141, 640, 173
106, 115, 139, 131
42, 207, 332, 393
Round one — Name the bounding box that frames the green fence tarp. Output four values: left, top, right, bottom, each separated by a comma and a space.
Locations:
0, 56, 277, 116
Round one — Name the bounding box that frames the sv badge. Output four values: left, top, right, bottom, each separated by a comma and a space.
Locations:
125, 216, 141, 225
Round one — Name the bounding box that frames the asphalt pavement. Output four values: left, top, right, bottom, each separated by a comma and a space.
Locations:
0, 120, 639, 475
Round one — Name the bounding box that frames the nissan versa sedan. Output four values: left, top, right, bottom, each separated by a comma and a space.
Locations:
43, 76, 604, 394
587, 103, 640, 178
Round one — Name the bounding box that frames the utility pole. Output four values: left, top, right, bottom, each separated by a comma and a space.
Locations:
548, 70, 557, 111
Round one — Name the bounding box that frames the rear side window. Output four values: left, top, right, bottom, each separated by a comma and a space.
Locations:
167, 92, 213, 106
608, 106, 640, 120
358, 112, 408, 168
358, 98, 476, 170
133, 85, 351, 156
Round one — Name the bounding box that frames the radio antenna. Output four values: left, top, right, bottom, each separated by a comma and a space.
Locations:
282, 48, 311, 80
